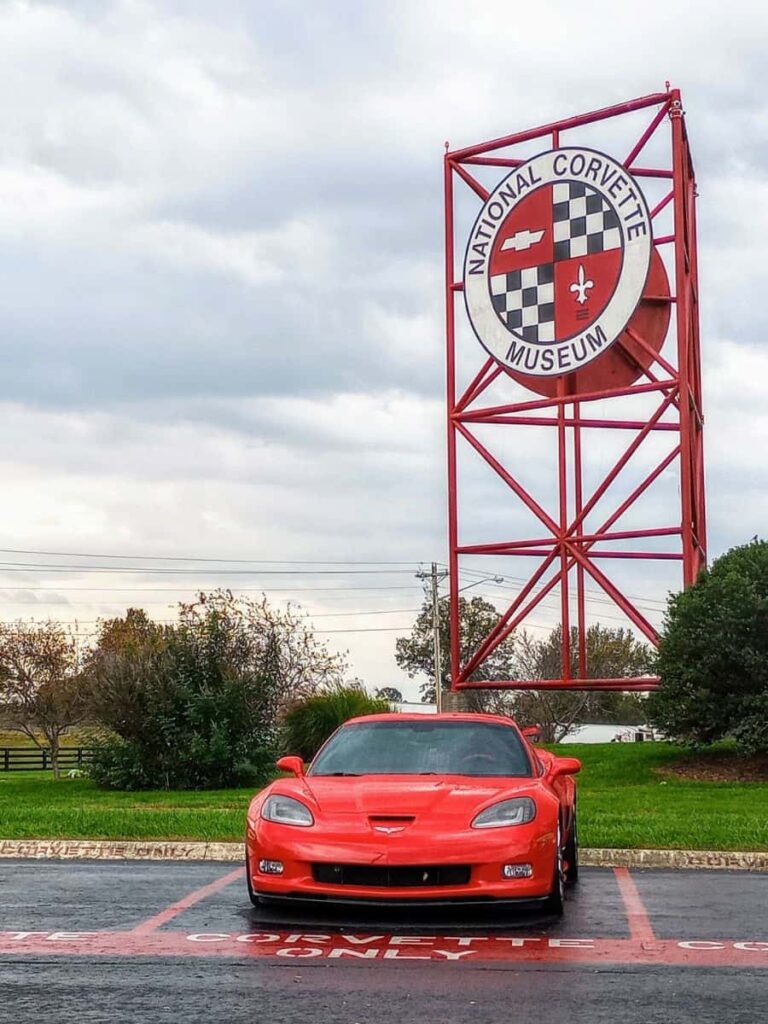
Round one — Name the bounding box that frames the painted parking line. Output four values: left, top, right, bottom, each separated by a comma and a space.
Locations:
613, 866, 655, 941
2, 866, 767, 968
130, 867, 244, 935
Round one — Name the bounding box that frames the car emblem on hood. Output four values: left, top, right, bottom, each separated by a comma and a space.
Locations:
374, 825, 405, 834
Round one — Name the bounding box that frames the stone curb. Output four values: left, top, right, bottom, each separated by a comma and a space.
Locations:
0, 839, 766, 871
579, 847, 768, 871
0, 839, 243, 862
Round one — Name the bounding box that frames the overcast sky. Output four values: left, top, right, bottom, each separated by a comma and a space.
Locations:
0, 0, 766, 697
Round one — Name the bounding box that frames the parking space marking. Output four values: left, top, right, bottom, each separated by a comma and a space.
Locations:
2, 865, 767, 969
614, 867, 655, 941
130, 867, 244, 935
1, 929, 767, 966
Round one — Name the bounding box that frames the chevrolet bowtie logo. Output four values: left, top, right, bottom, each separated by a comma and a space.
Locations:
500, 229, 545, 252
374, 826, 405, 834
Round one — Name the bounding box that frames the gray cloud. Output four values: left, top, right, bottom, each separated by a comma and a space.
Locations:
0, 0, 766, 690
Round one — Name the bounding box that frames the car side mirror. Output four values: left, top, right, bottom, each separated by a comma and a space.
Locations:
276, 755, 305, 777
521, 726, 540, 739
549, 756, 582, 778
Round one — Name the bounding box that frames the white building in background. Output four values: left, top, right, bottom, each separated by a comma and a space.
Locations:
395, 701, 437, 714
565, 723, 657, 743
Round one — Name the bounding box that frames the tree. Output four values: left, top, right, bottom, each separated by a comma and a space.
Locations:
647, 539, 768, 753
512, 625, 652, 742
374, 687, 403, 702
0, 620, 86, 778
179, 593, 347, 702
395, 595, 517, 703
85, 592, 349, 789
394, 597, 649, 737
86, 607, 158, 660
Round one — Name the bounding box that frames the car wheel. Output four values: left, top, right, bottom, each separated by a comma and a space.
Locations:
544, 823, 565, 916
245, 847, 261, 908
565, 809, 579, 885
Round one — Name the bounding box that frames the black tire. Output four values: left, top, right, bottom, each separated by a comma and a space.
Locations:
565, 809, 579, 885
544, 823, 565, 916
245, 848, 261, 908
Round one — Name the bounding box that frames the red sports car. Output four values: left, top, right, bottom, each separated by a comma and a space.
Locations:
245, 712, 581, 914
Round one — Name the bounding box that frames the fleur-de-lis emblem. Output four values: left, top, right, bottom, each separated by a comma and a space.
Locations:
570, 264, 594, 305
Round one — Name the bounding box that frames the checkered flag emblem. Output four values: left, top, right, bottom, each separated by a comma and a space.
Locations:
553, 182, 621, 261
491, 265, 554, 343
488, 180, 624, 345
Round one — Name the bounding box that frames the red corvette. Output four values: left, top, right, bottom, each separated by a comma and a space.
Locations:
245, 712, 581, 914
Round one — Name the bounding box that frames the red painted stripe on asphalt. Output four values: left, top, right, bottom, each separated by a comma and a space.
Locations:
0, 930, 767, 967
130, 867, 244, 935
614, 866, 655, 941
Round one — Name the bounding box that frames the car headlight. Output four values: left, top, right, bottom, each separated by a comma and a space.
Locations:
261, 794, 314, 827
471, 797, 536, 829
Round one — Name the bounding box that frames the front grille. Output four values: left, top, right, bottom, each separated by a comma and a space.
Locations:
312, 863, 471, 888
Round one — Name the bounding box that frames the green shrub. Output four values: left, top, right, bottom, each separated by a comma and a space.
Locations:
85, 599, 282, 790
282, 686, 392, 761
648, 539, 768, 753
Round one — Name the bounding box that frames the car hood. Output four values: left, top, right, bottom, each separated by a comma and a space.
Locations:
295, 774, 536, 821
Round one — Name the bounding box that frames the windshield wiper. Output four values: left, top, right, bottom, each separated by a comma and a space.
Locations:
323, 771, 361, 776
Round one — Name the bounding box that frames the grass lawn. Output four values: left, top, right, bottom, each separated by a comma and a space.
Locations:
0, 772, 253, 843
0, 743, 766, 850
557, 743, 768, 851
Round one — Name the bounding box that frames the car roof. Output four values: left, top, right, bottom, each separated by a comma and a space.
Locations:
344, 712, 519, 727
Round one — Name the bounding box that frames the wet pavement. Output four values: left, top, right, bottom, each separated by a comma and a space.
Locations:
1, 859, 766, 1022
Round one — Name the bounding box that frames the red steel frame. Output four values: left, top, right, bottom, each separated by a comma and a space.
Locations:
444, 88, 705, 693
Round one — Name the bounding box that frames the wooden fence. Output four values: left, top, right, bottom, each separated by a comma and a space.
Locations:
0, 747, 93, 772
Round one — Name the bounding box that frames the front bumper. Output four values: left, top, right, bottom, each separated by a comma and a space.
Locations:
246, 819, 557, 904
252, 891, 550, 908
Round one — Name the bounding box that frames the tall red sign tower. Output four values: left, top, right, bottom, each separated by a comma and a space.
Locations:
444, 88, 705, 694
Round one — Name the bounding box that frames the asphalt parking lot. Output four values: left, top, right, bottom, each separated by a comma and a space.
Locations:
1, 859, 767, 1023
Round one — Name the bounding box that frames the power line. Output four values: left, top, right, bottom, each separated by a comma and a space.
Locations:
316, 623, 557, 635
457, 564, 668, 611
13, 621, 558, 638
0, 608, 424, 623
471, 590, 660, 629
316, 626, 412, 634
0, 584, 423, 594
0, 549, 669, 609
307, 608, 421, 618
0, 562, 417, 575
3, 625, 416, 638
0, 547, 428, 566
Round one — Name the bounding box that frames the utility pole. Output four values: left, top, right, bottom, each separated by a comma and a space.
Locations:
417, 563, 448, 712
416, 567, 506, 712
430, 563, 443, 713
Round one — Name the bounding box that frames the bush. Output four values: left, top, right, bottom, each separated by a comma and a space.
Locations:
86, 599, 284, 789
647, 539, 768, 753
282, 686, 392, 761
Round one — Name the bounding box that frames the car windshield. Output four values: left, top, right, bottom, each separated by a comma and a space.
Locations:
309, 720, 533, 778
